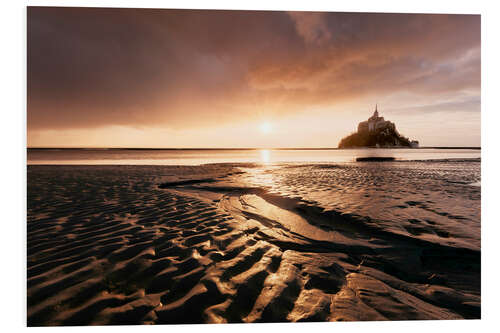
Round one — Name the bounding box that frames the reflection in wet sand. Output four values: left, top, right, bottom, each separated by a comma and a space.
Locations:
27, 159, 480, 325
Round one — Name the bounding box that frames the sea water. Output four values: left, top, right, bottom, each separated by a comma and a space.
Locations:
27, 148, 480, 165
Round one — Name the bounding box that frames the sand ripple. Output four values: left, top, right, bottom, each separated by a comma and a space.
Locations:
27, 165, 480, 325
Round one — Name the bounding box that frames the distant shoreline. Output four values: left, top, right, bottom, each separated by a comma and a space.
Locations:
27, 147, 481, 150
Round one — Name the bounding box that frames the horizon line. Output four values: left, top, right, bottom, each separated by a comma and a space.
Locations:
27, 146, 482, 150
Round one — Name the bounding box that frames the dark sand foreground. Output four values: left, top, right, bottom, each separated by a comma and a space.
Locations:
27, 164, 480, 325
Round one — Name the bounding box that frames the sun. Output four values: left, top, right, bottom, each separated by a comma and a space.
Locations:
259, 122, 273, 134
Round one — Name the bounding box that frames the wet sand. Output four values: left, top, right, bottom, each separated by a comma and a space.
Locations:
27, 164, 480, 325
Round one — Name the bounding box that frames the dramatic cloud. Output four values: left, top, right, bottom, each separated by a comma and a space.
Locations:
27, 7, 480, 147
288, 12, 332, 45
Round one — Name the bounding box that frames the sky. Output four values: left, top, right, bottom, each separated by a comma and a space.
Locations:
27, 7, 481, 148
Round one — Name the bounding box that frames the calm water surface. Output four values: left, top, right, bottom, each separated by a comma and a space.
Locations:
27, 148, 480, 165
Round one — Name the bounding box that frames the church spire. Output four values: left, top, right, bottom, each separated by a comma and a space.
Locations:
374, 103, 379, 117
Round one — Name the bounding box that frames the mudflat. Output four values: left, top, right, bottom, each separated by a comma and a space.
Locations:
27, 162, 480, 325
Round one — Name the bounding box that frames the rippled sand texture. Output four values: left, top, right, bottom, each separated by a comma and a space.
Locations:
239, 161, 481, 251
27, 163, 480, 326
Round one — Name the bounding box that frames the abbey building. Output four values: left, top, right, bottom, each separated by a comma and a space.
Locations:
357, 105, 396, 133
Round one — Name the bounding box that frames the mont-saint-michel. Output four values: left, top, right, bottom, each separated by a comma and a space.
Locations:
338, 105, 419, 148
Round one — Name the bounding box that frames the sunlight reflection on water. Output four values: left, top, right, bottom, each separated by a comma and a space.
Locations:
260, 149, 270, 164
27, 148, 480, 165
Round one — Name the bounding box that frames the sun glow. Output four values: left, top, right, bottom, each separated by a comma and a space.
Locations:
259, 122, 273, 134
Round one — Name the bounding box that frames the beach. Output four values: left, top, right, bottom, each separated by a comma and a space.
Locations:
27, 155, 481, 325
25, 6, 483, 327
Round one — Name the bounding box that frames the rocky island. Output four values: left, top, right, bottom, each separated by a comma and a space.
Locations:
338, 105, 419, 148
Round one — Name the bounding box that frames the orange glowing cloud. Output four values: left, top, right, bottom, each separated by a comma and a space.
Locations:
27, 8, 480, 147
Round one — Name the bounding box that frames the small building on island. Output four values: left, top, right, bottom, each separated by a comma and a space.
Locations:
357, 105, 396, 133
338, 105, 419, 148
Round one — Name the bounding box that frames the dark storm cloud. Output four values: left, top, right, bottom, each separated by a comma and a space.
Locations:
27, 7, 480, 130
